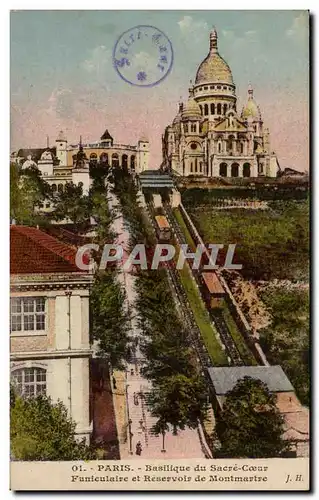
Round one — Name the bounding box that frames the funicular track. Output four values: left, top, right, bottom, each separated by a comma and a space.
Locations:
145, 201, 213, 372
163, 203, 244, 367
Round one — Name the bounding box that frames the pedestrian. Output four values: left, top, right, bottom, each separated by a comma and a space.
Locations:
136, 441, 142, 456
112, 376, 117, 390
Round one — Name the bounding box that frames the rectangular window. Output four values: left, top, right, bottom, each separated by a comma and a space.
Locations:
10, 297, 46, 333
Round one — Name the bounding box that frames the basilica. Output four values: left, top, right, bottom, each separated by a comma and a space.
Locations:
162, 29, 279, 178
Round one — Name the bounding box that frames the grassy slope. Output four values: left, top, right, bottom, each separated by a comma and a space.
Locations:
188, 200, 309, 281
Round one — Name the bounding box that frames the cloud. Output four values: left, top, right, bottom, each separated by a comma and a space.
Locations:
178, 16, 208, 35
286, 13, 308, 41
81, 45, 111, 75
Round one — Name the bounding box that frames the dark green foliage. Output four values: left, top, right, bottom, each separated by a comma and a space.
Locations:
10, 394, 96, 461
90, 271, 130, 370
215, 377, 291, 458
10, 162, 50, 226
259, 288, 309, 406
182, 186, 308, 206
148, 374, 209, 435
50, 182, 90, 226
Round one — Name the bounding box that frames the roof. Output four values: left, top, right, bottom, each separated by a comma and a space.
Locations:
139, 171, 175, 188
208, 366, 294, 395
155, 215, 170, 229
10, 225, 81, 274
195, 31, 233, 85
202, 272, 225, 295
17, 148, 57, 162
100, 129, 113, 141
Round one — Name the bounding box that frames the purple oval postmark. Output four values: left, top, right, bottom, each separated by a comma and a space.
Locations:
113, 25, 174, 87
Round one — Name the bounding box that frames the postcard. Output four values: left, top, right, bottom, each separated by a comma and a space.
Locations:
10, 10, 310, 491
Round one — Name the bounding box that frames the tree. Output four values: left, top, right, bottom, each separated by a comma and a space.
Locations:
10, 163, 49, 225
214, 376, 291, 458
51, 182, 90, 226
10, 393, 96, 461
90, 271, 130, 370
148, 374, 208, 435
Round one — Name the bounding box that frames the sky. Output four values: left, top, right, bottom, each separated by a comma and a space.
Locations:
10, 10, 309, 171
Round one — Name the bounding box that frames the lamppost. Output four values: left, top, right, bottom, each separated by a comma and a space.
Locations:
161, 431, 166, 453
128, 419, 133, 455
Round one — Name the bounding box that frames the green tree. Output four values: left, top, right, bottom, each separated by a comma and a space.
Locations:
11, 393, 96, 461
90, 271, 130, 370
10, 163, 49, 225
51, 182, 90, 226
148, 374, 208, 435
214, 377, 290, 458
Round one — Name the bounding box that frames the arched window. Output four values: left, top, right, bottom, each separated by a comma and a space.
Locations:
240, 142, 244, 154
204, 104, 209, 116
199, 162, 203, 172
100, 153, 108, 164
191, 123, 196, 133
199, 105, 203, 115
217, 103, 222, 115
211, 103, 215, 114
195, 159, 198, 173
223, 103, 227, 115
218, 142, 222, 153
130, 156, 136, 171
58, 183, 63, 193
243, 163, 251, 177
219, 163, 227, 177
51, 184, 57, 192
122, 154, 128, 170
11, 367, 46, 397
231, 163, 239, 177
190, 162, 193, 173
112, 153, 119, 168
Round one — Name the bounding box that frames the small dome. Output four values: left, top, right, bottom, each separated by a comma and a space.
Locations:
195, 29, 234, 85
182, 91, 201, 120
241, 85, 262, 121
40, 150, 53, 161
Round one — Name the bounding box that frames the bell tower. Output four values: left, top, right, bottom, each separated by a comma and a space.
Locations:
56, 130, 68, 166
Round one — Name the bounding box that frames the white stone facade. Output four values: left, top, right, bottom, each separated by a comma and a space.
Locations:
162, 29, 279, 179
10, 274, 93, 443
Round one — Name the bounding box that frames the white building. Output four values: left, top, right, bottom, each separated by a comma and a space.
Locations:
10, 225, 93, 443
162, 29, 279, 178
13, 129, 150, 196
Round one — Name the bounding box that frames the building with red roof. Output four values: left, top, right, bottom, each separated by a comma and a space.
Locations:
10, 225, 93, 443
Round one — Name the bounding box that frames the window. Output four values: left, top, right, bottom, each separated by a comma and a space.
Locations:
217, 103, 222, 114
190, 162, 193, 173
130, 156, 136, 171
184, 123, 188, 133
211, 103, 215, 114
204, 104, 209, 116
12, 368, 46, 397
190, 143, 198, 150
10, 297, 46, 333
204, 86, 208, 90
190, 124, 196, 133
